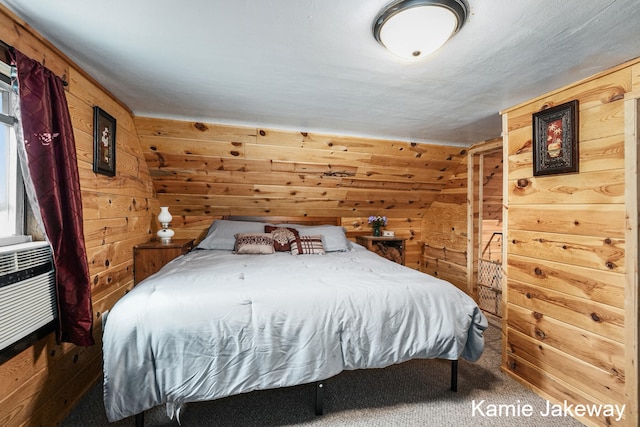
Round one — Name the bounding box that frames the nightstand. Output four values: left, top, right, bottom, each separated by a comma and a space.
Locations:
356, 235, 406, 265
133, 239, 194, 284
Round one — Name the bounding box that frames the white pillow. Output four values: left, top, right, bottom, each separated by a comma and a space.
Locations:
279, 224, 351, 252
197, 220, 270, 250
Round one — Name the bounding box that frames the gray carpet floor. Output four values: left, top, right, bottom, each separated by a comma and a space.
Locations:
62, 318, 585, 426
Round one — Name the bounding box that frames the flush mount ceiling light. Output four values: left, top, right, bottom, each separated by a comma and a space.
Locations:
373, 0, 468, 59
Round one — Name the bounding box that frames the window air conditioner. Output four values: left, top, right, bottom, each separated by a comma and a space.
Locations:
0, 241, 56, 353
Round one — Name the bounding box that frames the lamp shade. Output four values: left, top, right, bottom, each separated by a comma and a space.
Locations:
374, 0, 467, 59
157, 206, 172, 225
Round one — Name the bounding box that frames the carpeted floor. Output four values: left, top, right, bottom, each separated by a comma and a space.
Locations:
62, 319, 584, 426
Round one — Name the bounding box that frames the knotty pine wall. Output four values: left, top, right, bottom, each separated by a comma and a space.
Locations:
421, 150, 469, 287
8, 3, 638, 425
421, 139, 503, 293
422, 138, 502, 298
135, 117, 469, 270
0, 6, 473, 422
501, 58, 640, 426
0, 6, 156, 426
479, 149, 504, 260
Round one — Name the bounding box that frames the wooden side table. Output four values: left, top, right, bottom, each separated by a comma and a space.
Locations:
356, 235, 406, 265
133, 239, 194, 285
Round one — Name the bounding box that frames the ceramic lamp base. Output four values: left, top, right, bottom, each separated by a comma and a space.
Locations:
157, 228, 175, 243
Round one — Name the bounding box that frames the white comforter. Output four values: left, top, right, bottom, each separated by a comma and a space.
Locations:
102, 246, 487, 422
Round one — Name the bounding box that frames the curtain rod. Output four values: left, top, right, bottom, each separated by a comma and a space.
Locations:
0, 38, 69, 86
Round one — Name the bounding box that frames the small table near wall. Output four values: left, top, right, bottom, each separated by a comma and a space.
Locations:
133, 239, 194, 285
356, 235, 406, 266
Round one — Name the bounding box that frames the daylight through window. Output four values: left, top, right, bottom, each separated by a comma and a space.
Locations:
0, 60, 25, 244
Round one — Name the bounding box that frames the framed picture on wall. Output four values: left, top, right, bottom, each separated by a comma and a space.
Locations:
93, 106, 116, 177
532, 100, 579, 176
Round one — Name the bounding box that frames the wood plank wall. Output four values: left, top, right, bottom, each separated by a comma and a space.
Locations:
10, 3, 638, 425
0, 6, 472, 423
0, 6, 156, 426
135, 117, 469, 270
421, 151, 470, 288
480, 149, 504, 263
421, 139, 503, 294
502, 58, 640, 426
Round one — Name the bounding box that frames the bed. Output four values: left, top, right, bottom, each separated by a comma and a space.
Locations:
102, 216, 487, 425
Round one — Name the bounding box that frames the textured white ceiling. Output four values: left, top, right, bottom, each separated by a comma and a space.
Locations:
2, 0, 639, 146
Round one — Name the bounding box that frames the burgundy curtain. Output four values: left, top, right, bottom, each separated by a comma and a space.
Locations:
11, 49, 94, 346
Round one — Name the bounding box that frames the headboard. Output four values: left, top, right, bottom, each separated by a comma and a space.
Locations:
223, 216, 340, 226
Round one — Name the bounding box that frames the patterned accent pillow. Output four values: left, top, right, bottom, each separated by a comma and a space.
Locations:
288, 235, 325, 255
233, 233, 275, 254
276, 224, 351, 252
264, 225, 299, 252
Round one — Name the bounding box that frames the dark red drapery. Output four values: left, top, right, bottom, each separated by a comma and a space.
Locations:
11, 49, 94, 346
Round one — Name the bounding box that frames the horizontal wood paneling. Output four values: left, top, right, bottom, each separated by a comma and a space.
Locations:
507, 304, 625, 377
504, 354, 627, 427
481, 149, 504, 223
421, 149, 474, 291
507, 254, 624, 308
0, 6, 156, 426
508, 229, 625, 273
508, 167, 625, 204
502, 57, 640, 426
507, 329, 625, 406
137, 117, 468, 270
508, 279, 625, 342
508, 204, 626, 238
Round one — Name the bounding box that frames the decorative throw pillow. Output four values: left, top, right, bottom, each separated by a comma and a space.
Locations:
264, 225, 299, 251
288, 235, 325, 255
233, 233, 275, 254
278, 224, 351, 252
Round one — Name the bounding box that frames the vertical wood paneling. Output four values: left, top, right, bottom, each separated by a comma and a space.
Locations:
0, 6, 155, 426
502, 57, 640, 426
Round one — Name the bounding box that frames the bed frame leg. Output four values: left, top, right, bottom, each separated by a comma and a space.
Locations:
134, 411, 144, 427
315, 381, 324, 415
450, 360, 458, 392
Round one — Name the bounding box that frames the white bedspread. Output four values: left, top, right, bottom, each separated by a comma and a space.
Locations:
103, 247, 487, 422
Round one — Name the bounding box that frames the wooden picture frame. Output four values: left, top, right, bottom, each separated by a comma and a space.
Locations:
93, 106, 116, 176
532, 100, 579, 176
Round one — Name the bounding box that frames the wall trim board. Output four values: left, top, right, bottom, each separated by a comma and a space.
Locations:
501, 112, 510, 370
623, 90, 639, 426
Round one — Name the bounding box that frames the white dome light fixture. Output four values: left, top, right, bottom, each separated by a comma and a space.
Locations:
373, 0, 468, 60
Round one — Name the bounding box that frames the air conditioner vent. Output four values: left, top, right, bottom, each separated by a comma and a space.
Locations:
0, 241, 56, 353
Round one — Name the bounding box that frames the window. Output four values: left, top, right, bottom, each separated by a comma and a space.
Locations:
0, 59, 27, 246
0, 55, 55, 363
